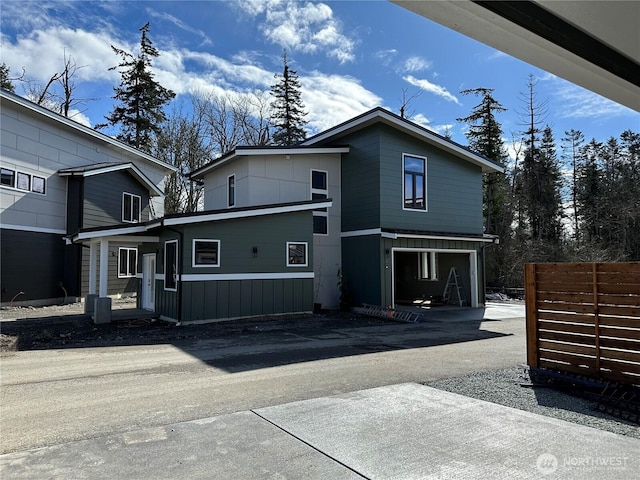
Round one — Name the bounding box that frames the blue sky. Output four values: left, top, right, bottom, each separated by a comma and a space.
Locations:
1, 0, 638, 159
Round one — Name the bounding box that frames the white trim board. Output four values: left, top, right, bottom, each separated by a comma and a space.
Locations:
180, 272, 314, 281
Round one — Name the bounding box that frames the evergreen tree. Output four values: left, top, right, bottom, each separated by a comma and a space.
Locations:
457, 88, 512, 287
561, 129, 585, 241
270, 52, 307, 146
100, 22, 175, 153
0, 63, 15, 92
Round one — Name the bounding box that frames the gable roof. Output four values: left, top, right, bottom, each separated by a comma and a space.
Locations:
190, 146, 349, 180
58, 162, 164, 196
0, 89, 176, 173
301, 107, 504, 173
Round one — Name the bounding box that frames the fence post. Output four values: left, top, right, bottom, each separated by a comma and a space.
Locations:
592, 263, 601, 375
524, 263, 538, 367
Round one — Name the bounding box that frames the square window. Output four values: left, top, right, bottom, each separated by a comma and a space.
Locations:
16, 172, 31, 191
1, 168, 15, 187
287, 242, 308, 266
311, 170, 327, 190
32, 176, 46, 194
313, 215, 328, 235
193, 239, 220, 267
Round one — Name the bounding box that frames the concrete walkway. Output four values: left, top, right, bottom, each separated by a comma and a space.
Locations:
1, 382, 637, 479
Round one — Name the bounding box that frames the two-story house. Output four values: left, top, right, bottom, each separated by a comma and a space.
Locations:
62, 106, 501, 324
189, 107, 503, 315
0, 89, 175, 305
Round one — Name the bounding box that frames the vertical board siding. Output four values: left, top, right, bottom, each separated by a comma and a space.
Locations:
525, 262, 640, 386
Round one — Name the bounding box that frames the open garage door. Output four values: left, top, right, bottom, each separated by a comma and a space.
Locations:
392, 249, 478, 308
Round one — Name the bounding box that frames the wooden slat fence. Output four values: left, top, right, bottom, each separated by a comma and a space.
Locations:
525, 262, 640, 386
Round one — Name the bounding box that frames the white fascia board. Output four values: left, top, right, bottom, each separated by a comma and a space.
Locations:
341, 228, 397, 239
164, 201, 333, 226
303, 109, 503, 174
192, 147, 349, 178
60, 163, 164, 196
1, 224, 66, 235
0, 90, 177, 173
181, 272, 314, 281
396, 233, 495, 243
74, 225, 148, 241
86, 235, 160, 244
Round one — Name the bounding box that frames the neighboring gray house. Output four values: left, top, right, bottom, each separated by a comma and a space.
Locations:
0, 89, 175, 305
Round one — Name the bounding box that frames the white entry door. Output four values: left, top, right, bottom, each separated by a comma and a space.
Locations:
142, 253, 156, 311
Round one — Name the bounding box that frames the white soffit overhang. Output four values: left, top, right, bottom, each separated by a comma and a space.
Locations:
391, 0, 639, 112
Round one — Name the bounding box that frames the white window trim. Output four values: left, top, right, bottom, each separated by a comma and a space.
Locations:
192, 238, 221, 268
0, 167, 46, 195
402, 153, 428, 212
122, 192, 142, 223
164, 239, 178, 292
311, 169, 329, 236
286, 241, 308, 267
227, 174, 235, 208
117, 247, 138, 278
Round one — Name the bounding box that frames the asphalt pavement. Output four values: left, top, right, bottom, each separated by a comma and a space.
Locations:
1, 303, 638, 479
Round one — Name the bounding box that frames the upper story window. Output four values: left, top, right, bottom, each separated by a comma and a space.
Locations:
228, 174, 235, 207
311, 169, 328, 235
123, 192, 141, 223
1, 167, 46, 195
287, 242, 308, 267
403, 154, 426, 211
118, 247, 138, 278
192, 239, 220, 267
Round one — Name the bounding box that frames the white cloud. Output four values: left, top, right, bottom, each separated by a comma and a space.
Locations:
302, 72, 382, 133
375, 49, 398, 67
147, 9, 213, 47
404, 75, 460, 105
401, 56, 431, 74
551, 79, 634, 119
235, 0, 355, 63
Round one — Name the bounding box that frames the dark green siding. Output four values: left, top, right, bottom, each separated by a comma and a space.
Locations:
83, 171, 151, 228
341, 235, 383, 306
340, 126, 382, 231
154, 210, 315, 322
339, 124, 484, 235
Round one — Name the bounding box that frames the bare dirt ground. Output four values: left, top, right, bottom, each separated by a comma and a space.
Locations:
0, 299, 389, 353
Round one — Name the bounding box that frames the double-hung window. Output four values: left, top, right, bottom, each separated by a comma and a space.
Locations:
311, 169, 328, 235
403, 154, 426, 210
118, 247, 138, 278
123, 192, 141, 223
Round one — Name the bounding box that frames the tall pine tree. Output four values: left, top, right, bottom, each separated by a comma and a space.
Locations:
457, 88, 512, 287
100, 22, 175, 153
270, 52, 307, 146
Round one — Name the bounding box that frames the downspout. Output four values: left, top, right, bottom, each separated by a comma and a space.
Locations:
165, 226, 184, 324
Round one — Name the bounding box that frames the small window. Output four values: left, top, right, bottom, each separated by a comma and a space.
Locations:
123, 192, 141, 223
16, 172, 31, 191
32, 176, 46, 194
403, 154, 426, 210
1, 168, 15, 187
165, 240, 178, 291
287, 242, 308, 267
228, 175, 235, 207
311, 169, 329, 235
193, 239, 220, 267
118, 247, 138, 278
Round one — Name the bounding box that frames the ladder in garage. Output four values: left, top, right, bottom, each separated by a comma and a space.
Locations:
443, 267, 466, 306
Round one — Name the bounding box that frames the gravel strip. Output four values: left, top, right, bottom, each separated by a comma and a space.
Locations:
426, 367, 640, 439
